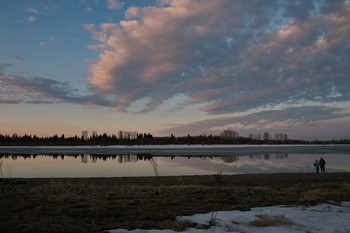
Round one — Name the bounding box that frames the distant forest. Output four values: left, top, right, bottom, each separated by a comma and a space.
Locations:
0, 130, 349, 146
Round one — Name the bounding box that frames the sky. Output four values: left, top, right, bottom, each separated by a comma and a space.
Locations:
1, 0, 350, 140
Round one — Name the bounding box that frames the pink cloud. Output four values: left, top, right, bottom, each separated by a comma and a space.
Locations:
26, 16, 36, 23
39, 41, 48, 47
82, 24, 95, 32
26, 8, 39, 14
84, 0, 350, 117
106, 0, 123, 10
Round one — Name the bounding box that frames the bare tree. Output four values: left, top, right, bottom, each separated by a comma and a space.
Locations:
118, 131, 124, 139
220, 130, 239, 139
81, 131, 88, 140
263, 132, 270, 141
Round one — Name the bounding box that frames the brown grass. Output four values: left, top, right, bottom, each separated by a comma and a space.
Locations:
1, 173, 350, 233
249, 214, 295, 227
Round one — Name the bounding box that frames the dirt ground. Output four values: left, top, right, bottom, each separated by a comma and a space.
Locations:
1, 173, 350, 233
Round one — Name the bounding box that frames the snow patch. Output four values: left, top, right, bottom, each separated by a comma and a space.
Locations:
108, 202, 350, 233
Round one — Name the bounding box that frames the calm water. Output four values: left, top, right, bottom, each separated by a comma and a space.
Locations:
0, 145, 349, 178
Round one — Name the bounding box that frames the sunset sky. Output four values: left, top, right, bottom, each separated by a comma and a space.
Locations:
1, 0, 350, 140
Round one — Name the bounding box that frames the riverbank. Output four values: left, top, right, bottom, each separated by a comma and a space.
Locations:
1, 173, 350, 233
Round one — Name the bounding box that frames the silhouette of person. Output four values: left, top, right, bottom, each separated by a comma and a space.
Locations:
314, 159, 319, 173
319, 157, 326, 173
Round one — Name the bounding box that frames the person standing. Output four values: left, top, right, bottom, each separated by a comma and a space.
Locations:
319, 157, 326, 173
314, 159, 320, 173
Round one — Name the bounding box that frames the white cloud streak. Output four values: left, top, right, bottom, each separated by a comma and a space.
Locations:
26, 8, 40, 14
161, 105, 349, 136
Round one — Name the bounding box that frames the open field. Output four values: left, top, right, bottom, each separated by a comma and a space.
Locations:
1, 173, 350, 233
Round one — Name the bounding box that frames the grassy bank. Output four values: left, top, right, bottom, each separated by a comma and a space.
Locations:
1, 173, 350, 233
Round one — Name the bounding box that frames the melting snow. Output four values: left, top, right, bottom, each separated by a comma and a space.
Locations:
108, 202, 350, 233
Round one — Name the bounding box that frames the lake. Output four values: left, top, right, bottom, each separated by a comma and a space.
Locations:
0, 144, 349, 178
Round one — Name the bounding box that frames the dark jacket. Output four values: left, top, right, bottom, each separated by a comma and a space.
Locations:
319, 158, 326, 166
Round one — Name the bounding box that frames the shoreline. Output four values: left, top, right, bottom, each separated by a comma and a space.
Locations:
5, 172, 350, 186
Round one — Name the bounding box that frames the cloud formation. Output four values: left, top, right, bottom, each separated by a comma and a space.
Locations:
39, 41, 48, 47
162, 105, 349, 136
0, 72, 113, 106
85, 0, 350, 118
0, 63, 13, 71
8, 55, 23, 61
106, 0, 123, 10
26, 16, 36, 23
26, 8, 40, 14
1, 0, 349, 138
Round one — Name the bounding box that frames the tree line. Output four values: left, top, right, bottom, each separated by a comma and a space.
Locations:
0, 130, 349, 146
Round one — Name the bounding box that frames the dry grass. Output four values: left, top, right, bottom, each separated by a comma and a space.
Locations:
1, 173, 350, 233
249, 214, 295, 227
